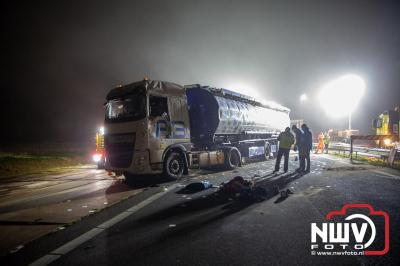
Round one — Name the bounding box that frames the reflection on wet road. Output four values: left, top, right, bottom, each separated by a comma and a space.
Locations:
0, 165, 145, 254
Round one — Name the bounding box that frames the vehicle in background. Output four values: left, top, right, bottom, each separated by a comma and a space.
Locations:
327, 129, 359, 143
372, 107, 399, 147
290, 119, 304, 129
103, 79, 290, 179
92, 126, 105, 169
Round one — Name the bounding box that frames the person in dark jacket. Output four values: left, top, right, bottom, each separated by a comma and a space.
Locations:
291, 125, 304, 171
273, 127, 295, 173
300, 124, 313, 173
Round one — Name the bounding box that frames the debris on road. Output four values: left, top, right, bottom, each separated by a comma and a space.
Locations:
178, 181, 213, 194
83, 245, 94, 250
283, 189, 293, 196
274, 188, 293, 203
220, 176, 267, 202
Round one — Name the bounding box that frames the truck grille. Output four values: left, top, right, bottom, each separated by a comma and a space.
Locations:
105, 133, 136, 168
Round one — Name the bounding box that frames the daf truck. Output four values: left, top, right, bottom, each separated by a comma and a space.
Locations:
103, 79, 290, 179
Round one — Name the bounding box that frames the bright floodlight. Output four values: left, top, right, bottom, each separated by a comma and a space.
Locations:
92, 153, 102, 163
319, 74, 365, 118
384, 138, 391, 146
99, 126, 105, 135
300, 94, 307, 102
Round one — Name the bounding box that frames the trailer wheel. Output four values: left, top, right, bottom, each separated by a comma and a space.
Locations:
164, 151, 185, 179
225, 148, 241, 170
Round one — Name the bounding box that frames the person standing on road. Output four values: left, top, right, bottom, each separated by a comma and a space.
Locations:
292, 125, 304, 171
273, 127, 295, 173
315, 132, 325, 154
324, 132, 330, 154
300, 124, 313, 173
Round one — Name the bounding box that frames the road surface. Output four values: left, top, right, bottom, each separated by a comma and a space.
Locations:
2, 154, 400, 265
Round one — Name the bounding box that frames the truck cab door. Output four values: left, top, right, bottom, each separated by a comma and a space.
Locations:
149, 95, 171, 139
148, 95, 171, 165
168, 97, 190, 141
148, 95, 190, 166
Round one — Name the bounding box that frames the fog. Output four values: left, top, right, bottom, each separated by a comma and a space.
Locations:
4, 0, 400, 143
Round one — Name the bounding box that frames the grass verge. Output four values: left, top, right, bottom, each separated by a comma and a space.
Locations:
0, 152, 89, 178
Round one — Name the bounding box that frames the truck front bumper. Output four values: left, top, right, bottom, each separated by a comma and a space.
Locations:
105, 150, 163, 176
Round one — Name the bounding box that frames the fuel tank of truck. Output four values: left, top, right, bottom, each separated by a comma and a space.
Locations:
186, 85, 290, 143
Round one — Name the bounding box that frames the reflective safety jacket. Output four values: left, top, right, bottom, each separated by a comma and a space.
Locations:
324, 135, 330, 145
278, 131, 295, 149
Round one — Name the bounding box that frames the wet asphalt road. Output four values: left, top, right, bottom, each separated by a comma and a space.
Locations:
4, 154, 400, 266
0, 166, 145, 254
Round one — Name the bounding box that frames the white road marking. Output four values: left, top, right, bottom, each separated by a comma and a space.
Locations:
29, 183, 180, 266
51, 228, 104, 255
29, 254, 61, 266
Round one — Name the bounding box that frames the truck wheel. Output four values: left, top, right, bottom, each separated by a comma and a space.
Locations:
123, 172, 135, 180
225, 148, 241, 170
164, 151, 185, 179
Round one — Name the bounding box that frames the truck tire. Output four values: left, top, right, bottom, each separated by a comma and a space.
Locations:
123, 172, 135, 180
164, 151, 185, 179
225, 148, 241, 170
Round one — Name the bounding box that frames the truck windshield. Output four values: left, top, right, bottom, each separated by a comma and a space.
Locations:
106, 93, 146, 122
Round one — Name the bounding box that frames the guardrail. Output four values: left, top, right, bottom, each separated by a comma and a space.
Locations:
328, 143, 387, 158
317, 141, 399, 167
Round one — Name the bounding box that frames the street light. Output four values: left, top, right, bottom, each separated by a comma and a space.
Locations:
300, 94, 307, 102
319, 74, 365, 130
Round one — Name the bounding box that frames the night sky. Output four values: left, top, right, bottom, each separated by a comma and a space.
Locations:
4, 0, 400, 144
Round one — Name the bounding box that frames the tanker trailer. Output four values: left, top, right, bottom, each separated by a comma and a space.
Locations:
185, 85, 290, 171
103, 79, 290, 179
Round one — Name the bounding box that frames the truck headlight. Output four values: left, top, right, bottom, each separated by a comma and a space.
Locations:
99, 126, 105, 135
92, 153, 102, 163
